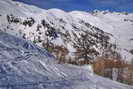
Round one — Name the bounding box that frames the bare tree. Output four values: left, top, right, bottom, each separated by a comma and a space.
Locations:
72, 30, 118, 64
73, 31, 100, 63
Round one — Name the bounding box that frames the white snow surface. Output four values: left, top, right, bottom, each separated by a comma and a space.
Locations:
0, 31, 132, 89
0, 0, 133, 88
0, 0, 133, 61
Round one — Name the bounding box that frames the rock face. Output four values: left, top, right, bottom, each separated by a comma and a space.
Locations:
0, 0, 133, 62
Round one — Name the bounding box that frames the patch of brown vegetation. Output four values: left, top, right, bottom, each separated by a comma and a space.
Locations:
93, 56, 133, 85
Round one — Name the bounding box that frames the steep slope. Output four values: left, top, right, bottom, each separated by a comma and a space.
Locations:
0, 0, 133, 88
1, 0, 133, 64
0, 31, 132, 89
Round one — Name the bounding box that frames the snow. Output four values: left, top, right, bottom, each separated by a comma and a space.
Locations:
0, 0, 133, 60
0, 31, 132, 89
0, 0, 133, 88
1, 0, 133, 61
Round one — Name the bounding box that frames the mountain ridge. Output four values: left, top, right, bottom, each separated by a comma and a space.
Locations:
0, 0, 133, 88
1, 0, 133, 62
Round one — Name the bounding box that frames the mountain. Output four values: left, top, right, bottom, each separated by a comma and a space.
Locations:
1, 0, 133, 64
0, 30, 132, 89
0, 0, 133, 88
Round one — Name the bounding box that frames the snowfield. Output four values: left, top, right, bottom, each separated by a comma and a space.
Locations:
0, 0, 133, 89
0, 31, 132, 89
0, 0, 133, 61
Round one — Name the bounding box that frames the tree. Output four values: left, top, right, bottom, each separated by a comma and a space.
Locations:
73, 31, 100, 64
73, 29, 119, 64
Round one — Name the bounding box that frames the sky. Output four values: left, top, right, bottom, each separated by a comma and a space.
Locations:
17, 0, 133, 12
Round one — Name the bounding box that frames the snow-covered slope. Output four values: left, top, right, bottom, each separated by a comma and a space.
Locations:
0, 0, 133, 88
0, 0, 44, 16
0, 0, 133, 62
0, 31, 132, 89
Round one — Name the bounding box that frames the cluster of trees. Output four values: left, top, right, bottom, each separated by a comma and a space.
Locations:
22, 17, 35, 27
72, 29, 119, 64
41, 29, 119, 66
124, 19, 133, 22
7, 14, 20, 24
40, 19, 119, 65
34, 19, 133, 85
42, 41, 69, 64
7, 14, 35, 27
73, 31, 99, 64
93, 56, 133, 85
41, 20, 58, 39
